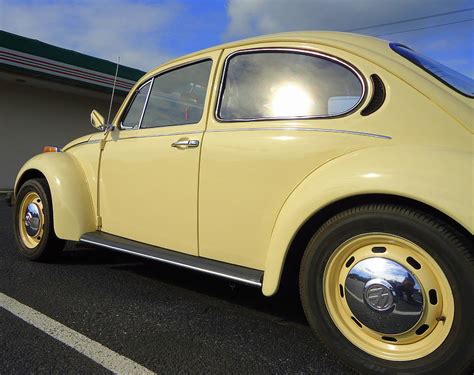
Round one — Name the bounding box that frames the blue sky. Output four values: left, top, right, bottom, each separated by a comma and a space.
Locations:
1, 0, 473, 77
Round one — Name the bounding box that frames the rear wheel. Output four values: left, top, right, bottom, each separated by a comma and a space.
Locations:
14, 178, 66, 260
299, 204, 473, 374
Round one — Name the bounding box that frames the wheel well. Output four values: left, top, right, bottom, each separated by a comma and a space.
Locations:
15, 169, 46, 196
278, 193, 472, 295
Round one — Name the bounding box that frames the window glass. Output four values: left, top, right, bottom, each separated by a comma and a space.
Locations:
141, 60, 212, 128
219, 51, 364, 120
121, 81, 151, 129
391, 43, 474, 98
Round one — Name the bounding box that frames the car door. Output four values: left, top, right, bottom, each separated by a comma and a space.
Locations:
99, 53, 219, 255
199, 43, 381, 270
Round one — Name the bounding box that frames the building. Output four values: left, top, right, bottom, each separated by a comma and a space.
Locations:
0, 31, 145, 190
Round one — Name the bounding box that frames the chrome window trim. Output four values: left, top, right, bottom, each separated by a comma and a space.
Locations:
137, 58, 213, 130
137, 78, 154, 129
119, 57, 213, 131
215, 47, 367, 123
206, 127, 391, 139
120, 79, 153, 130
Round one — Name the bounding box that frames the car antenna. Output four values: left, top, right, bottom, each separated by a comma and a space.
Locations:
106, 56, 120, 125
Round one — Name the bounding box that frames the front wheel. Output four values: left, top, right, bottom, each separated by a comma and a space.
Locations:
299, 204, 473, 374
14, 178, 66, 260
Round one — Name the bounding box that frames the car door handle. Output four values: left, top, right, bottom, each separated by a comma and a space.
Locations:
171, 139, 200, 148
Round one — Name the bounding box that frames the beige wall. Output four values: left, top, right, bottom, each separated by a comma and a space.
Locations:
0, 73, 124, 189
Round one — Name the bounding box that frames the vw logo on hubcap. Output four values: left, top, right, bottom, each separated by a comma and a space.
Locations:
363, 279, 395, 312
24, 203, 41, 236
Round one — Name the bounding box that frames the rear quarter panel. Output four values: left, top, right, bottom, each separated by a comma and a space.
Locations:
262, 145, 473, 295
199, 39, 472, 295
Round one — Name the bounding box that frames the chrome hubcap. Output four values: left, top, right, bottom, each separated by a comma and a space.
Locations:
24, 203, 41, 237
345, 257, 424, 334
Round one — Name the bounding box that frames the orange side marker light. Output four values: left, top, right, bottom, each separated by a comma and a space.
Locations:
43, 146, 62, 153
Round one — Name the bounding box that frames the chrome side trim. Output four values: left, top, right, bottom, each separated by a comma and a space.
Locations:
207, 127, 391, 139
80, 231, 263, 287
63, 139, 101, 151
110, 130, 203, 142
64, 140, 89, 150
69, 126, 389, 152
215, 47, 368, 123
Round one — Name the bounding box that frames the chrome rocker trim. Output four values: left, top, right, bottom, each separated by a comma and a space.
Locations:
80, 231, 263, 287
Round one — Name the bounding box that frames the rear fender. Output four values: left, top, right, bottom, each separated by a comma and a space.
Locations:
262, 146, 473, 296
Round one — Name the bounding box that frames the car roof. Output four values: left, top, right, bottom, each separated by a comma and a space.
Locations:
136, 31, 472, 130
149, 31, 390, 71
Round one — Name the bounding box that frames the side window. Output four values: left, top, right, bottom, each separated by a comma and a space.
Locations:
121, 81, 151, 129
218, 51, 364, 121
141, 60, 212, 129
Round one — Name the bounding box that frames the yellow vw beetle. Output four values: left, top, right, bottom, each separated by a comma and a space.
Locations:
12, 32, 473, 374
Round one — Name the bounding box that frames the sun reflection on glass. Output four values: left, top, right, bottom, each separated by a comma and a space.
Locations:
270, 83, 314, 117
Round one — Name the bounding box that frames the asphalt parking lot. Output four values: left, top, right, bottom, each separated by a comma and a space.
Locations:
0, 198, 348, 374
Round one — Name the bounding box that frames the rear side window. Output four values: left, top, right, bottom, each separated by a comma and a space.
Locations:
218, 50, 364, 121
141, 60, 212, 128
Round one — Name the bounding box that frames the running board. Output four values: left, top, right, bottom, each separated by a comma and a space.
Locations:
80, 231, 263, 287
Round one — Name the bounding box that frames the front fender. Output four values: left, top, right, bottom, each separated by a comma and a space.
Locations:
14, 152, 96, 241
262, 145, 473, 296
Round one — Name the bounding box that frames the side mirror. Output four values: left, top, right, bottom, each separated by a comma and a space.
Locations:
90, 109, 104, 129
90, 110, 114, 132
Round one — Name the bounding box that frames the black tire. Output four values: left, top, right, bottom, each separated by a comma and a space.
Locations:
299, 204, 473, 374
14, 178, 66, 261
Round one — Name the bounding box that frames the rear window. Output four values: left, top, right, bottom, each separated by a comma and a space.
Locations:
390, 43, 474, 98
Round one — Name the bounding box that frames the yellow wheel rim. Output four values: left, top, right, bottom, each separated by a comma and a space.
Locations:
18, 191, 45, 249
323, 233, 454, 361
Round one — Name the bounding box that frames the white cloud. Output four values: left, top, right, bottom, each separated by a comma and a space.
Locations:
224, 0, 469, 39
1, 0, 182, 70
1, 0, 472, 77
223, 0, 473, 76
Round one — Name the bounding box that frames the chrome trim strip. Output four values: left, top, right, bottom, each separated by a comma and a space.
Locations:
207, 127, 391, 139
65, 140, 89, 149
63, 139, 101, 151
215, 47, 367, 123
80, 233, 262, 287
110, 130, 203, 142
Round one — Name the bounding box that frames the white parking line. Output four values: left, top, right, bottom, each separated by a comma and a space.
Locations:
0, 292, 155, 375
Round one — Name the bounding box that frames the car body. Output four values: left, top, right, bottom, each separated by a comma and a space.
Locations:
12, 32, 473, 373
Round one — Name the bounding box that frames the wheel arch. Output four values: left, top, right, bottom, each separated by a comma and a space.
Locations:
14, 169, 46, 196
272, 193, 472, 296
265, 193, 472, 298
14, 153, 96, 241
261, 144, 472, 297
